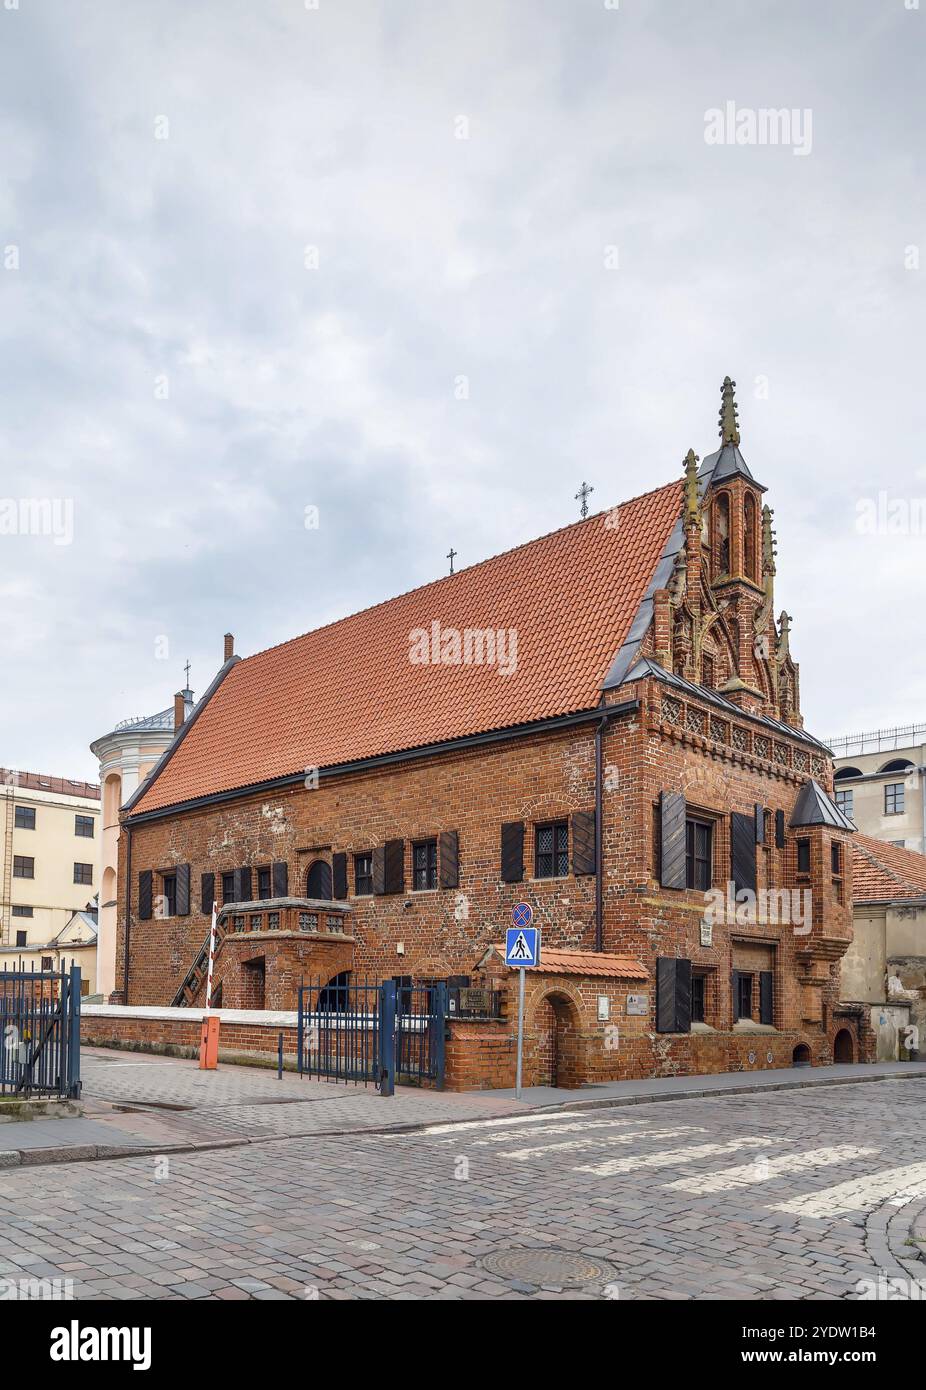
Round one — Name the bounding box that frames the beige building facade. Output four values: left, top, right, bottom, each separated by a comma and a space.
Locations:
831, 723, 926, 856
0, 769, 100, 950
90, 685, 195, 999
841, 834, 926, 1060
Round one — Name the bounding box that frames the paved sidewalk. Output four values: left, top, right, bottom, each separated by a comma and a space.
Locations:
489, 1059, 926, 1108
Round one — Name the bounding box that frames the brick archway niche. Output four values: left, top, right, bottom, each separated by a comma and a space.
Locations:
528, 988, 584, 1088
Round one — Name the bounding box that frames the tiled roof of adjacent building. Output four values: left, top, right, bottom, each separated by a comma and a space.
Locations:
0, 769, 100, 800
131, 481, 683, 814
851, 834, 926, 903
487, 945, 648, 979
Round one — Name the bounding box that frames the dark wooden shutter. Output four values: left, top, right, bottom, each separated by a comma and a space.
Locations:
732, 969, 744, 1019
272, 861, 289, 898
656, 957, 691, 1033
730, 812, 757, 895
501, 822, 524, 883
660, 792, 687, 890
332, 852, 348, 900
201, 872, 215, 915
383, 839, 404, 894
775, 808, 785, 848
675, 958, 692, 1034
175, 863, 191, 916
571, 811, 596, 876
138, 870, 153, 921
372, 845, 386, 895
438, 831, 459, 889
235, 866, 252, 904
760, 971, 774, 1025
755, 804, 765, 844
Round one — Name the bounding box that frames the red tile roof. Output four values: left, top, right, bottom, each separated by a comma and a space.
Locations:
852, 834, 926, 903
133, 481, 683, 814
490, 945, 647, 979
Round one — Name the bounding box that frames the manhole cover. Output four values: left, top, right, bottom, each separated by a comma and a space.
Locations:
480, 1249, 615, 1288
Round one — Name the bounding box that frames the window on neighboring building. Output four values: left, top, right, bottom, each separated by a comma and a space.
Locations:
885, 783, 905, 815
161, 873, 177, 917
256, 866, 272, 900
412, 839, 438, 891
835, 788, 853, 818
221, 872, 235, 905
73, 862, 93, 885
15, 931, 26, 947
736, 973, 754, 1021
14, 805, 35, 830
685, 818, 713, 891
11, 905, 33, 917
535, 821, 568, 879
692, 974, 707, 1024
797, 839, 811, 874
13, 856, 34, 879
354, 852, 373, 896
75, 814, 94, 838
41, 956, 52, 972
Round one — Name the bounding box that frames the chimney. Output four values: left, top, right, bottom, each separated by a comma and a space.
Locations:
173, 691, 185, 731
224, 632, 234, 661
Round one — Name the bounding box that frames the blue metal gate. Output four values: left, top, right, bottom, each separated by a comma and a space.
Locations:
297, 976, 446, 1092
0, 965, 81, 1098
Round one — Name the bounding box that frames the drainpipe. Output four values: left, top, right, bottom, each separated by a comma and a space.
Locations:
122, 825, 132, 1005
595, 715, 607, 952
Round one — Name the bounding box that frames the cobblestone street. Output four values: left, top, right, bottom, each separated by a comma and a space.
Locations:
2, 1053, 925, 1301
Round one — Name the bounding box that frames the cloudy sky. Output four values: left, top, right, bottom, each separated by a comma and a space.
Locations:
1, 0, 923, 780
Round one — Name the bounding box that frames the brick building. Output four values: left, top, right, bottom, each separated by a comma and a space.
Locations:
113, 378, 864, 1085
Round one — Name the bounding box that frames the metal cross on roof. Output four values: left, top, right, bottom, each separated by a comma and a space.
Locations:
446, 547, 457, 575
183, 660, 191, 687
575, 481, 594, 519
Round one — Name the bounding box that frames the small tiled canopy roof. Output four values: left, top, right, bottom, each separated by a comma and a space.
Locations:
852, 834, 926, 904
488, 945, 648, 980
132, 480, 683, 814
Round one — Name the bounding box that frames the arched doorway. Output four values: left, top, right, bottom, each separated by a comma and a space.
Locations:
305, 859, 332, 900
533, 992, 582, 1089
834, 1028, 855, 1063
792, 1042, 811, 1067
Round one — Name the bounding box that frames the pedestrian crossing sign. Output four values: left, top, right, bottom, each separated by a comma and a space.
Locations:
505, 926, 540, 968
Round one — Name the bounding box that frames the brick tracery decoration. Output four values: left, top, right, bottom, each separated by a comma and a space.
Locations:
662, 696, 682, 726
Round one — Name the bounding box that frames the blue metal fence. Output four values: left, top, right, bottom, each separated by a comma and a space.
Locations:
0, 965, 81, 1099
297, 976, 446, 1093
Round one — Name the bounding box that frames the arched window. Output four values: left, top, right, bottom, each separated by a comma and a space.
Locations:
877, 758, 915, 775
305, 859, 332, 901
744, 494, 757, 581
834, 766, 862, 781
715, 493, 730, 574
103, 773, 122, 828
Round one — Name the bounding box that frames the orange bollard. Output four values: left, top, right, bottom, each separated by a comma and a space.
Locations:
199, 1014, 220, 1070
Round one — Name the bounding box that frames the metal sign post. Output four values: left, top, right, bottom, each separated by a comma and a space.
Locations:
506, 908, 540, 1101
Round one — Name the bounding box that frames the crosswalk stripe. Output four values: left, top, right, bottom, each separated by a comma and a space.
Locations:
573, 1135, 772, 1178
470, 1117, 670, 1147
663, 1145, 879, 1194
412, 1110, 592, 1138
772, 1161, 926, 1217
502, 1126, 703, 1162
